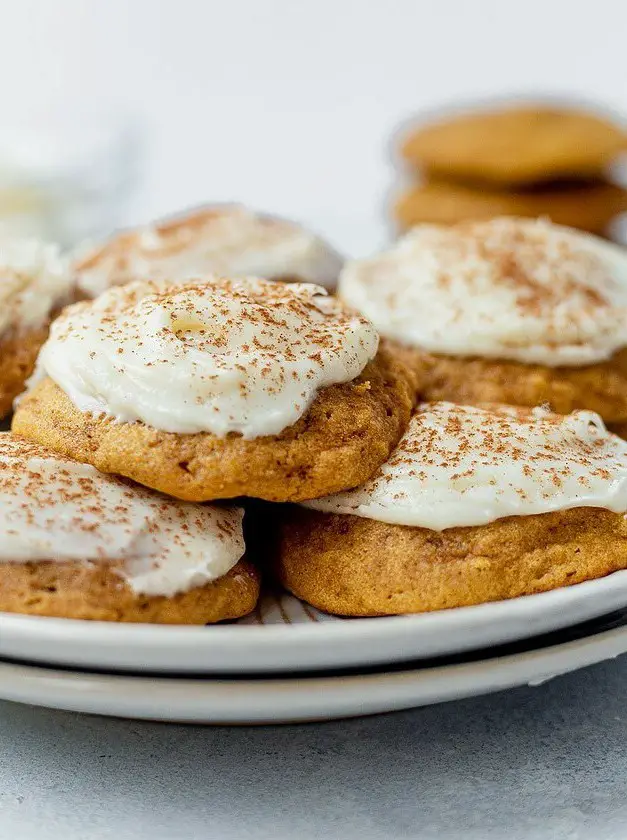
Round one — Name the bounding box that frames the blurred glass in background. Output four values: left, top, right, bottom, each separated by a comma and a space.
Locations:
0, 107, 140, 248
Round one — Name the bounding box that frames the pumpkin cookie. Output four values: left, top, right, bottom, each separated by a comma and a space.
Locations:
400, 104, 627, 186
0, 234, 73, 418
275, 403, 627, 615
74, 204, 343, 297
0, 434, 259, 623
14, 277, 414, 501
340, 217, 627, 425
394, 179, 627, 235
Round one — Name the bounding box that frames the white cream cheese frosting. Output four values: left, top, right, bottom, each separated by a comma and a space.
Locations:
0, 434, 244, 596
306, 402, 627, 530
0, 232, 71, 337
74, 205, 343, 297
35, 276, 379, 438
339, 217, 627, 367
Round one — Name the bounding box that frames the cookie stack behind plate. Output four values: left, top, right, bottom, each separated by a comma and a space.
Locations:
392, 102, 627, 238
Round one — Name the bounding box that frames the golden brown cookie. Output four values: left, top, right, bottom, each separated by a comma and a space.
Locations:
0, 558, 259, 623
274, 505, 627, 616
13, 343, 415, 502
0, 234, 76, 418
0, 276, 90, 420
394, 179, 627, 235
609, 421, 627, 439
341, 217, 627, 423
399, 105, 627, 185
0, 323, 51, 419
403, 345, 627, 424
0, 432, 260, 623
275, 401, 627, 615
0, 287, 88, 420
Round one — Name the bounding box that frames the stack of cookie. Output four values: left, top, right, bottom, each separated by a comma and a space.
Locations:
0, 205, 416, 623
7, 278, 413, 623
393, 103, 627, 237
274, 215, 627, 616
4, 208, 627, 623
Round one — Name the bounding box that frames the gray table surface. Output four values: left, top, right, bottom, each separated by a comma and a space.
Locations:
0, 658, 626, 840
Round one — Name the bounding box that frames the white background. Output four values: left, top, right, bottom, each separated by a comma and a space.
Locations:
2, 0, 626, 254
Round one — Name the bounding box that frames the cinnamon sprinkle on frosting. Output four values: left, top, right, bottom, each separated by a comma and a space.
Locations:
34, 275, 379, 437
74, 205, 343, 297
0, 232, 72, 337
306, 402, 627, 530
339, 217, 627, 366
0, 433, 244, 595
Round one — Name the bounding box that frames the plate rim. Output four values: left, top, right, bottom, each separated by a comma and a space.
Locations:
3, 570, 627, 675
0, 621, 626, 723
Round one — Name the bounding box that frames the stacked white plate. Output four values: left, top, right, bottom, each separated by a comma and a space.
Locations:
2, 573, 627, 724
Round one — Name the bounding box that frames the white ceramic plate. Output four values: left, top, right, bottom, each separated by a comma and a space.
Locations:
1, 614, 626, 723
2, 572, 627, 674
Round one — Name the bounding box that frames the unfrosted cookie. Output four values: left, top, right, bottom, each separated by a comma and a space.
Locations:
275, 403, 627, 615
0, 234, 73, 417
400, 105, 627, 185
394, 180, 627, 235
14, 278, 414, 501
0, 434, 259, 623
74, 204, 343, 297
340, 217, 627, 425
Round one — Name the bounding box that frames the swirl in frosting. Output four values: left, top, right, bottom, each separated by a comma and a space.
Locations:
35, 276, 379, 438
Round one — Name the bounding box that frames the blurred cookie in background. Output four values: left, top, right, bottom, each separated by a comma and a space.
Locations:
399, 104, 627, 186
74, 204, 344, 298
394, 179, 627, 235
392, 101, 627, 239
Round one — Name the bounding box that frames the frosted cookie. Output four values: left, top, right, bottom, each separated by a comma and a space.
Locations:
399, 105, 627, 185
394, 180, 627, 235
0, 434, 258, 622
74, 205, 343, 297
0, 234, 73, 418
275, 403, 627, 615
14, 277, 414, 501
339, 217, 627, 425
